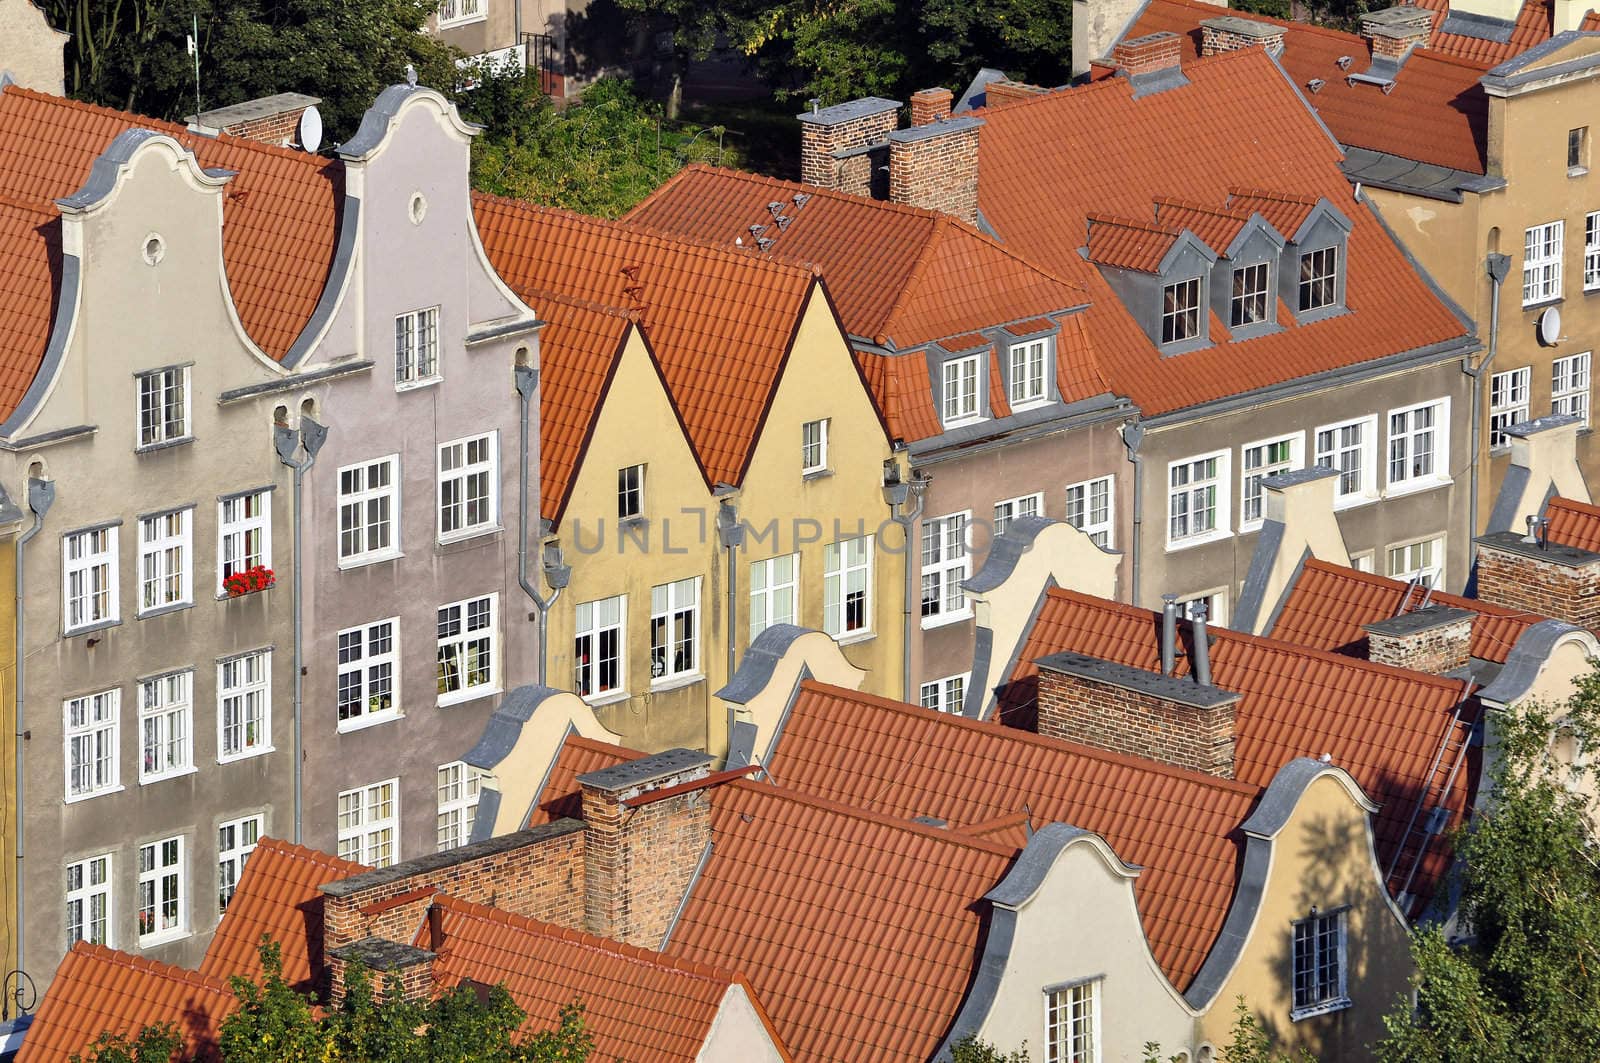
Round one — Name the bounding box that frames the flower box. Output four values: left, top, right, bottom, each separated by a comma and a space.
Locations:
224, 565, 276, 598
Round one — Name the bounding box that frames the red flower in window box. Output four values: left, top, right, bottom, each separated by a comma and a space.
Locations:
224, 565, 275, 597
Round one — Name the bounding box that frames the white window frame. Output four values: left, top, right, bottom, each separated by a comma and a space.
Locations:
437, 761, 486, 852
217, 650, 272, 762
338, 619, 400, 731
1178, 589, 1228, 628
921, 512, 971, 627
618, 464, 645, 520
993, 493, 1043, 538
1167, 451, 1230, 549
1008, 339, 1049, 408
217, 490, 271, 594
395, 306, 440, 386
1554, 351, 1592, 426
941, 354, 982, 426
1290, 909, 1350, 1020
338, 455, 401, 566
824, 536, 874, 640
919, 673, 968, 714
1386, 398, 1451, 496
650, 577, 701, 686
749, 554, 799, 640
217, 813, 263, 913
1297, 246, 1339, 313
1161, 276, 1202, 344
66, 852, 113, 949
1240, 433, 1303, 531
1351, 551, 1375, 574
1230, 261, 1270, 327
436, 432, 498, 542
802, 419, 829, 475
63, 525, 118, 633
137, 835, 186, 947
136, 366, 190, 448
1389, 535, 1445, 590
1523, 221, 1564, 306
139, 671, 193, 784
574, 594, 626, 702
64, 689, 120, 802
1489, 367, 1532, 448
138, 508, 191, 615
1045, 978, 1100, 1063
1313, 415, 1378, 507
338, 779, 399, 868
436, 0, 485, 27
437, 594, 498, 705
1065, 476, 1114, 549
1586, 212, 1600, 292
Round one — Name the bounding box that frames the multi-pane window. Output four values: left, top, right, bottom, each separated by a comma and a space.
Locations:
802, 419, 829, 474
1179, 591, 1227, 627
749, 555, 798, 640
1046, 980, 1098, 1063
1065, 476, 1114, 548
436, 0, 483, 24
138, 509, 191, 614
1230, 262, 1270, 327
1554, 352, 1592, 425
1241, 436, 1299, 527
574, 595, 625, 699
437, 433, 497, 540
1292, 910, 1348, 1016
139, 672, 192, 783
1314, 417, 1373, 500
64, 690, 119, 801
1523, 221, 1564, 305
993, 493, 1042, 538
618, 464, 645, 520
921, 513, 970, 622
217, 814, 262, 913
64, 526, 118, 632
437, 762, 485, 851
1571, 126, 1589, 171
919, 674, 967, 714
338, 456, 399, 564
338, 779, 398, 868
1008, 339, 1048, 405
824, 536, 873, 638
1297, 247, 1339, 312
395, 307, 439, 385
338, 619, 398, 728
1388, 400, 1446, 488
437, 595, 497, 703
66, 853, 112, 949
1587, 213, 1600, 291
1161, 277, 1201, 344
218, 490, 270, 591
1489, 367, 1531, 447
218, 650, 271, 761
136, 367, 189, 447
1168, 454, 1225, 543
137, 836, 185, 945
1390, 536, 1445, 589
942, 355, 981, 424
649, 578, 700, 683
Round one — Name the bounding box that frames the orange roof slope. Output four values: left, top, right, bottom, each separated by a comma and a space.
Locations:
1414, 0, 1559, 64
200, 838, 366, 990
664, 780, 1016, 1062
424, 895, 787, 1062
0, 198, 57, 419
0, 85, 342, 367
977, 49, 1472, 416
1544, 494, 1600, 552
525, 734, 636, 826
473, 193, 816, 487
1122, 0, 1490, 174
18, 943, 236, 1063
764, 681, 1261, 990
1270, 557, 1540, 663
1005, 587, 1474, 907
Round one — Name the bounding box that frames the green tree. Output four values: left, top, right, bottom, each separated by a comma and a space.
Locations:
69, 1024, 182, 1063
949, 1033, 1029, 1062
1376, 680, 1600, 1062
609, 0, 731, 118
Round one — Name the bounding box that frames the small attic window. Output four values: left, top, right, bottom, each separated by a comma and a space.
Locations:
1230, 263, 1270, 327
1298, 247, 1339, 312
1162, 278, 1202, 343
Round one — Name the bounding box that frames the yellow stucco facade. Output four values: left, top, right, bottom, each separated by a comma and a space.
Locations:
0, 530, 14, 984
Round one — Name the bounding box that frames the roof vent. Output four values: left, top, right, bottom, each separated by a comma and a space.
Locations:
757, 237, 775, 252
748, 223, 768, 238
1336, 55, 1353, 69
767, 201, 786, 217
1307, 77, 1326, 93
774, 214, 792, 231
792, 192, 811, 209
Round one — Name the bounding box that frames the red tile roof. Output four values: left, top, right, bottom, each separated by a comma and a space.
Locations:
1004, 587, 1476, 910
0, 197, 57, 420
0, 85, 342, 377
1414, 0, 1560, 65
17, 943, 235, 1063
1153, 197, 1254, 254
1544, 495, 1600, 552
473, 193, 823, 487
853, 349, 944, 441
1085, 214, 1182, 272
524, 734, 636, 826
974, 48, 1473, 416
200, 838, 366, 992
423, 895, 789, 1062
764, 680, 1262, 990
1270, 557, 1542, 663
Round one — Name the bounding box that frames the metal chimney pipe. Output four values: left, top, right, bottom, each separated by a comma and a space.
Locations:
1161, 594, 1178, 676
1192, 604, 1213, 687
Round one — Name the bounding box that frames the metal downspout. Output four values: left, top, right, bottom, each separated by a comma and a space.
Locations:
1468, 254, 1511, 546
275, 416, 326, 844
13, 477, 52, 987
716, 500, 744, 691
515, 366, 566, 686
886, 474, 928, 704
1122, 419, 1145, 605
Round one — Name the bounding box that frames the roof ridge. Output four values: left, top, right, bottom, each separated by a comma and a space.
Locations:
1152, 195, 1248, 221
1227, 184, 1319, 206
875, 218, 953, 346
561, 734, 649, 758
253, 835, 368, 875
1548, 493, 1600, 518
69, 941, 234, 992
1087, 212, 1179, 234
518, 285, 639, 322
0, 191, 57, 220
1298, 556, 1523, 618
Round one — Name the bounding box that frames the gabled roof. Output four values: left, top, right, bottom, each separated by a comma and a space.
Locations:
1544, 494, 1600, 552
763, 680, 1262, 991
975, 47, 1473, 416
525, 733, 636, 826
473, 193, 820, 487
1414, 0, 1567, 65
0, 197, 57, 419
1085, 214, 1183, 272
422, 895, 789, 1062
17, 943, 236, 1063
199, 838, 366, 991
1004, 587, 1476, 909
1152, 197, 1260, 255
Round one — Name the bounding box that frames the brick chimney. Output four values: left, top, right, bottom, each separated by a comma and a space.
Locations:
1362, 606, 1474, 674
327, 938, 436, 1006
1199, 15, 1287, 56
1034, 649, 1237, 777
1475, 531, 1600, 628
911, 87, 954, 126
797, 97, 901, 196
985, 80, 1050, 107
188, 93, 322, 148
579, 749, 715, 949
1359, 6, 1433, 60
887, 116, 984, 226
1113, 31, 1184, 77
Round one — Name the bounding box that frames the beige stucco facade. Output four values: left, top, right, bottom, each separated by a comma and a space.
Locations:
0, 0, 68, 95
700, 983, 789, 1063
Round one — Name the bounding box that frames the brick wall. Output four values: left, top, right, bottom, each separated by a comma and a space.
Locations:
1113, 32, 1183, 76
911, 88, 953, 126
889, 125, 980, 226
221, 108, 308, 147
1201, 26, 1286, 55
1366, 617, 1472, 674
1477, 545, 1600, 628
800, 110, 900, 190
1037, 668, 1236, 777
582, 783, 709, 948
327, 948, 435, 1006
985, 80, 1049, 107
1367, 29, 1427, 59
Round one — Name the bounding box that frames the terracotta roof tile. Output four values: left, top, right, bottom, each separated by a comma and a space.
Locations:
1085, 214, 1181, 273
1415, 0, 1557, 65
853, 350, 943, 441
1153, 197, 1254, 254
524, 734, 637, 826
1544, 494, 1600, 552
0, 198, 56, 421
18, 943, 235, 1063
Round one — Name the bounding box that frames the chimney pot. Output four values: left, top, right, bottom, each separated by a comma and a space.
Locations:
910, 87, 954, 126
1475, 531, 1600, 628
1190, 608, 1213, 687
1161, 595, 1178, 676
1359, 5, 1433, 59
1362, 606, 1474, 674
796, 96, 900, 195
886, 116, 984, 226
1113, 31, 1184, 77
1199, 16, 1287, 57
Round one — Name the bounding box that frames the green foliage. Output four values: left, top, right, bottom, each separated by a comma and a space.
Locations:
949, 1033, 1029, 1062
69, 1024, 182, 1063
1376, 679, 1600, 1062
1221, 998, 1316, 1063
1229, 0, 1294, 20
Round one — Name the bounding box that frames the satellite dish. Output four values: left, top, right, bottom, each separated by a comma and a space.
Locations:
1538, 305, 1562, 346
297, 106, 323, 153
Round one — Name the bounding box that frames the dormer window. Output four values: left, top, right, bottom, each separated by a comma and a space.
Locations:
1007, 340, 1048, 406
1230, 263, 1270, 327
941, 354, 981, 425
1162, 278, 1202, 344
1298, 247, 1339, 312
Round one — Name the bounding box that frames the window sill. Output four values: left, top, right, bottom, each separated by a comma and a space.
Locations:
139, 601, 194, 621
649, 673, 704, 694
583, 690, 632, 708
64, 618, 121, 639
1290, 997, 1351, 1022
337, 712, 403, 735
140, 765, 199, 786
1239, 518, 1265, 536
941, 416, 987, 431
64, 784, 125, 805
437, 526, 503, 548
215, 585, 275, 601
137, 929, 191, 950
920, 609, 973, 630
1522, 296, 1564, 313
801, 468, 833, 482
1008, 398, 1052, 413
338, 551, 404, 572
217, 746, 275, 765
135, 435, 195, 455
1332, 492, 1379, 512
1165, 528, 1231, 553
833, 630, 876, 647
1571, 166, 1590, 178
437, 13, 488, 28
438, 687, 500, 710
395, 376, 442, 393
1385, 476, 1451, 500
